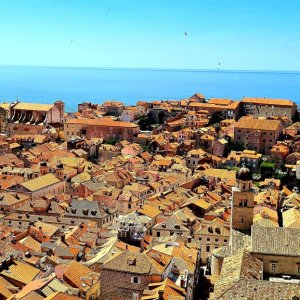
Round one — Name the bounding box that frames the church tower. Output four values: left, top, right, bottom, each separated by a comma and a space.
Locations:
231, 165, 254, 233
40, 161, 49, 176
55, 162, 64, 180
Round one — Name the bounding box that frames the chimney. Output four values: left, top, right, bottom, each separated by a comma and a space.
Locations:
61, 233, 66, 243
140, 239, 145, 253
39, 226, 43, 233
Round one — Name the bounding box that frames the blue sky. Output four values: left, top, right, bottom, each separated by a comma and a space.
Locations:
0, 0, 299, 70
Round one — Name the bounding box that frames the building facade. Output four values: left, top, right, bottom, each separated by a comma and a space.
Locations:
241, 97, 297, 120
187, 98, 241, 120
234, 117, 284, 154
64, 118, 140, 141
7, 101, 65, 135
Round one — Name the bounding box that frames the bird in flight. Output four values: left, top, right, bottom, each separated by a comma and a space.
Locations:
184, 32, 188, 36
70, 39, 74, 44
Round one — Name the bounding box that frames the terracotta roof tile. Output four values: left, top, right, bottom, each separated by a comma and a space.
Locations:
242, 97, 295, 107
235, 117, 282, 131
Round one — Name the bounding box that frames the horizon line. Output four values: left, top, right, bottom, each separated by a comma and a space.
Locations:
0, 65, 300, 74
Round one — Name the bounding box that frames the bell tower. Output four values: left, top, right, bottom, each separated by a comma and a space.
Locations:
40, 161, 49, 176
231, 165, 254, 233
55, 162, 64, 180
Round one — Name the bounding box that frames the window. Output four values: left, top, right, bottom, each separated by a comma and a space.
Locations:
271, 263, 277, 273
156, 231, 160, 237
224, 239, 227, 243
239, 199, 247, 207
206, 245, 210, 252
298, 265, 300, 274
215, 239, 218, 242
207, 238, 210, 241
131, 276, 140, 284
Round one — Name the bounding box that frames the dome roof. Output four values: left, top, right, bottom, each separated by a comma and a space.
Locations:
56, 162, 64, 169
40, 161, 47, 167
237, 166, 252, 181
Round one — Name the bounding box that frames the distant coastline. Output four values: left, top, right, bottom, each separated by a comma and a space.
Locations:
1, 65, 300, 74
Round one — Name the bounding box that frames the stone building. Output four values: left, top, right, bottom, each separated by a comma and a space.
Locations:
151, 216, 189, 238
224, 150, 262, 171
185, 149, 208, 169
64, 198, 118, 227
234, 117, 284, 154
8, 173, 65, 200
187, 98, 241, 119
269, 142, 290, 165
7, 101, 65, 135
100, 251, 161, 300
212, 138, 228, 157
241, 97, 297, 120
64, 118, 140, 142
103, 101, 124, 116
194, 218, 230, 263
210, 166, 300, 299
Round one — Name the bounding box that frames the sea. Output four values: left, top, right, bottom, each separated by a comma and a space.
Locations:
0, 66, 300, 112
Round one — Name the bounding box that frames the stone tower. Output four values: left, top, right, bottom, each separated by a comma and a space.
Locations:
55, 162, 64, 180
40, 161, 49, 176
231, 165, 254, 233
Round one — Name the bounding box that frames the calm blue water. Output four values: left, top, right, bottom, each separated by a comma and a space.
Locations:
0, 66, 299, 112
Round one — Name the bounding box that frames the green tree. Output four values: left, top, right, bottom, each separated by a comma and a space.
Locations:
138, 116, 152, 130
105, 138, 119, 145
158, 111, 166, 124
260, 161, 275, 179
228, 140, 245, 152
208, 111, 224, 125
